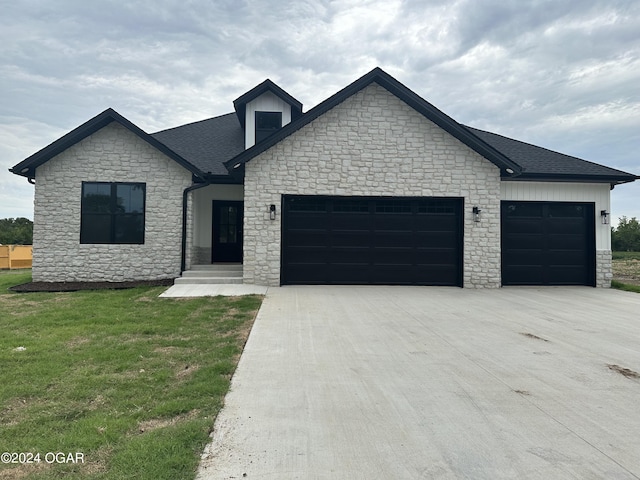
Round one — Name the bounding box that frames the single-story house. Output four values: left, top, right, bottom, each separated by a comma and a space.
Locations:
10, 67, 638, 288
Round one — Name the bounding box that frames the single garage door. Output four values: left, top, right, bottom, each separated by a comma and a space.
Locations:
281, 195, 463, 286
501, 201, 596, 286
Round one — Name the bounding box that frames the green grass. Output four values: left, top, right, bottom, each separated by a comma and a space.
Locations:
0, 270, 262, 479
612, 251, 640, 260
611, 280, 640, 293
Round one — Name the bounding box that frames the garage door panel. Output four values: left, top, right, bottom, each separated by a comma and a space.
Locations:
373, 217, 414, 230
331, 231, 372, 247
282, 196, 463, 286
415, 231, 458, 248
417, 248, 458, 264
328, 249, 370, 264
415, 216, 457, 230
505, 234, 544, 249
285, 265, 328, 284
547, 218, 585, 234
505, 219, 544, 234
548, 234, 587, 250
371, 248, 414, 264
547, 250, 587, 265
503, 266, 544, 285
502, 201, 595, 286
503, 250, 544, 265
549, 266, 587, 284
285, 247, 329, 264
287, 231, 330, 247
373, 232, 414, 247
329, 265, 370, 283
331, 215, 370, 229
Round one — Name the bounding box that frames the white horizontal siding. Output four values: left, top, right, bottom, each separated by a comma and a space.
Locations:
501, 181, 611, 249
245, 91, 293, 148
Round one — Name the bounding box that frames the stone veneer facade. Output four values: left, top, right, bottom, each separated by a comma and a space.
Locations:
596, 250, 613, 288
33, 122, 192, 282
243, 83, 503, 287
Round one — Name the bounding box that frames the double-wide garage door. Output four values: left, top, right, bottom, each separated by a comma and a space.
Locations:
281, 196, 463, 286
501, 201, 596, 286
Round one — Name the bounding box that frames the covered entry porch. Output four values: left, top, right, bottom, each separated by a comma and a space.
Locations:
182, 183, 245, 284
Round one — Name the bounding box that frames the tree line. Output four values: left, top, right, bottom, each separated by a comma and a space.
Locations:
0, 217, 33, 245
612, 217, 640, 252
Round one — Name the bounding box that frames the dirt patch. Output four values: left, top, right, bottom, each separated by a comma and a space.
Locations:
175, 364, 200, 379
520, 333, 549, 342
137, 409, 200, 434
9, 279, 173, 293
66, 336, 91, 348
612, 258, 640, 286
608, 364, 640, 379
0, 462, 50, 479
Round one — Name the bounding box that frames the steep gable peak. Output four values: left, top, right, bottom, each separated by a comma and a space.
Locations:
233, 78, 304, 149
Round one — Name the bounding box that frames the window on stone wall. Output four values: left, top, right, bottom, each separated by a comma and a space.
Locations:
80, 182, 145, 244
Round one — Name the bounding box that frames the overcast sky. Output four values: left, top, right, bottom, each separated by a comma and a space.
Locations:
1, 0, 638, 224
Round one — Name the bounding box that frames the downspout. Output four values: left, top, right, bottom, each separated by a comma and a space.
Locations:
181, 180, 211, 274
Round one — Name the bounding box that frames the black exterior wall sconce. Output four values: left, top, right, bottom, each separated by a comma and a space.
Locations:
472, 206, 481, 223
601, 210, 610, 225
269, 204, 276, 221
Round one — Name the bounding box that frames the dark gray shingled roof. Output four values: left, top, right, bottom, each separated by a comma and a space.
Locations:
151, 113, 244, 177
465, 126, 638, 184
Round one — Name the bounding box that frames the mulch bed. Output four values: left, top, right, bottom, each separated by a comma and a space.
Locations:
10, 279, 174, 293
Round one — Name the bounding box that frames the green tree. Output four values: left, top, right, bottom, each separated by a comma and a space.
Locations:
612, 216, 640, 252
0, 217, 33, 245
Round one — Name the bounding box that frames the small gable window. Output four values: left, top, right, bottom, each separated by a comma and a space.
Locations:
80, 182, 145, 244
255, 111, 282, 144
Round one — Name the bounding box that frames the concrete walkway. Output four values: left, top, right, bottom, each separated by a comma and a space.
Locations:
197, 286, 640, 479
159, 284, 268, 297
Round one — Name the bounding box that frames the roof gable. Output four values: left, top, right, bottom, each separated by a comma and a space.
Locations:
233, 79, 303, 128
10, 108, 206, 179
224, 67, 523, 176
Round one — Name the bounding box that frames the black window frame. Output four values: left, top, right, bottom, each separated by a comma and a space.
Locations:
255, 111, 282, 144
80, 182, 146, 244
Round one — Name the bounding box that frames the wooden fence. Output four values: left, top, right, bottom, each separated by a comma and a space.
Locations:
0, 245, 33, 269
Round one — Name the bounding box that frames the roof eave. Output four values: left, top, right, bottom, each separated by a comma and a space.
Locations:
503, 173, 639, 185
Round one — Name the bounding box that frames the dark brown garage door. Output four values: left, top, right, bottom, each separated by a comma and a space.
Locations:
501, 201, 596, 286
281, 196, 463, 286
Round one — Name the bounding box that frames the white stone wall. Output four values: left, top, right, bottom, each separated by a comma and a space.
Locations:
243, 83, 502, 287
33, 122, 192, 282
596, 250, 613, 288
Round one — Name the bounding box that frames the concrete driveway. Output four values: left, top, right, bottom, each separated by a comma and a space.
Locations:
197, 286, 640, 479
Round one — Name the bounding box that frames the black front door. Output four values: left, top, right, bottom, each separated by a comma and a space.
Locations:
212, 201, 243, 263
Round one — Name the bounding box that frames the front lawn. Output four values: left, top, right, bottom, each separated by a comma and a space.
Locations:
0, 270, 262, 479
